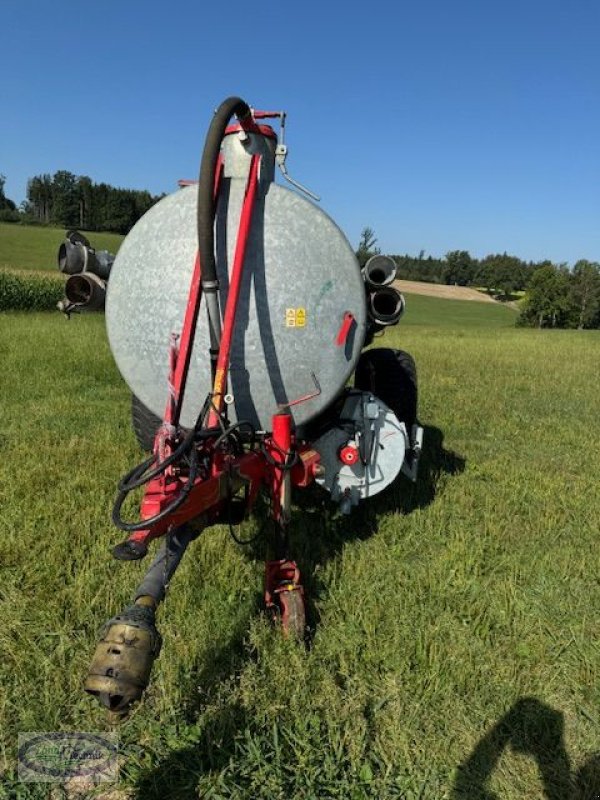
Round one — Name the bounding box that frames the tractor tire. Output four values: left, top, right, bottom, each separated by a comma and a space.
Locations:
354, 348, 418, 430
131, 394, 162, 452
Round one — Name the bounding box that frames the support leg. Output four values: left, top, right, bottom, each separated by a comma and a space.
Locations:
264, 411, 307, 639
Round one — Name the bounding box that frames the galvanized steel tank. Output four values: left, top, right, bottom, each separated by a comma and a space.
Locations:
106, 127, 366, 429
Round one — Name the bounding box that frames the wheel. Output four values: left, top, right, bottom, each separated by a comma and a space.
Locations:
131, 394, 162, 452
279, 589, 306, 641
354, 347, 418, 430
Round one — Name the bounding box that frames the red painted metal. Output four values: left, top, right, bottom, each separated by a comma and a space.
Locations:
335, 311, 356, 347
264, 559, 305, 633
339, 444, 359, 465
125, 437, 320, 550
251, 110, 284, 120
207, 153, 261, 428
290, 448, 321, 488
269, 411, 293, 525
224, 123, 277, 140
127, 448, 266, 548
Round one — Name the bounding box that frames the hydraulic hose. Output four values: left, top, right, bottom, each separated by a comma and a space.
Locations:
197, 96, 253, 374
112, 446, 199, 531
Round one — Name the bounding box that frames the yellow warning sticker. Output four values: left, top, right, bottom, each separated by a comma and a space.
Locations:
285, 307, 307, 328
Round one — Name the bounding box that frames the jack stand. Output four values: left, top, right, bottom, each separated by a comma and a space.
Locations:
265, 558, 306, 640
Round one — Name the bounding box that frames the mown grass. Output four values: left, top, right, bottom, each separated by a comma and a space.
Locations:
400, 291, 517, 329
0, 296, 599, 799
0, 223, 123, 272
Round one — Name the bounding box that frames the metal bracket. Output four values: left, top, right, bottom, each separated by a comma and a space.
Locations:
278, 372, 322, 411
401, 424, 424, 482
275, 144, 321, 202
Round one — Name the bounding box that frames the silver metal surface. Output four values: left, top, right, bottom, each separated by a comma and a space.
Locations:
362, 254, 397, 287
106, 176, 366, 429
222, 131, 276, 183
65, 272, 107, 310
313, 390, 407, 511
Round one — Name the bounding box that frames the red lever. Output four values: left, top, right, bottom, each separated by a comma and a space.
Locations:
336, 311, 356, 347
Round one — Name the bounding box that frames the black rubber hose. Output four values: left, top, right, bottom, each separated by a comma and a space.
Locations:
118, 420, 219, 494
197, 96, 252, 288
112, 447, 199, 532
117, 428, 197, 493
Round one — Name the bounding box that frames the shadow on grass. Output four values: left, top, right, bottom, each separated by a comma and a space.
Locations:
131, 425, 464, 798
452, 697, 600, 800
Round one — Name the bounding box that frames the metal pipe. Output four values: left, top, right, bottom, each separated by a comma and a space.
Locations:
133, 524, 196, 604
64, 272, 107, 310
362, 255, 397, 288
58, 239, 114, 279
368, 286, 405, 326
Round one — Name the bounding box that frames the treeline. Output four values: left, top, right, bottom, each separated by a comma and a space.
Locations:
392, 250, 538, 296
517, 261, 600, 329
393, 252, 600, 329
0, 171, 164, 234
0, 175, 17, 215
358, 229, 600, 330
357, 230, 540, 296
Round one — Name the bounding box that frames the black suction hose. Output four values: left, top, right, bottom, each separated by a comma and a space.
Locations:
197, 96, 253, 375
112, 100, 254, 532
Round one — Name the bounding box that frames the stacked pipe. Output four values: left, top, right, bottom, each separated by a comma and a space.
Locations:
362, 255, 405, 332
57, 231, 115, 315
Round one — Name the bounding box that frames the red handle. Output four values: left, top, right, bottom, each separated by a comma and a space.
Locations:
336, 311, 356, 347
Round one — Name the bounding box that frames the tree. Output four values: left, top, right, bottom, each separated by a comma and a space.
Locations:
27, 174, 53, 223
443, 250, 476, 286
519, 264, 573, 328
24, 173, 163, 233
78, 175, 94, 229
356, 227, 381, 268
569, 260, 600, 329
0, 174, 16, 211
477, 253, 527, 298
50, 170, 79, 227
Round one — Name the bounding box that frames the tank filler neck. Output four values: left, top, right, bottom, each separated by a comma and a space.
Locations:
222, 124, 277, 184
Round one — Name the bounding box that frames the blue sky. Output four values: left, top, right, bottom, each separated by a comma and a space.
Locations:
2, 0, 598, 263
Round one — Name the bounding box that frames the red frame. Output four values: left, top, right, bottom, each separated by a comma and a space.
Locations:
122, 113, 321, 555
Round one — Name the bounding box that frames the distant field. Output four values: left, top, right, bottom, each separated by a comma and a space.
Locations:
1, 294, 598, 799
0, 222, 124, 272
395, 279, 497, 304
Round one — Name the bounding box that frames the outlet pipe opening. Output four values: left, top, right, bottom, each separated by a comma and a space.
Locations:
368, 286, 405, 326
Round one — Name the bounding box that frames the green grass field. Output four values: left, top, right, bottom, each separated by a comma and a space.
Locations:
1, 295, 599, 799
0, 223, 124, 273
